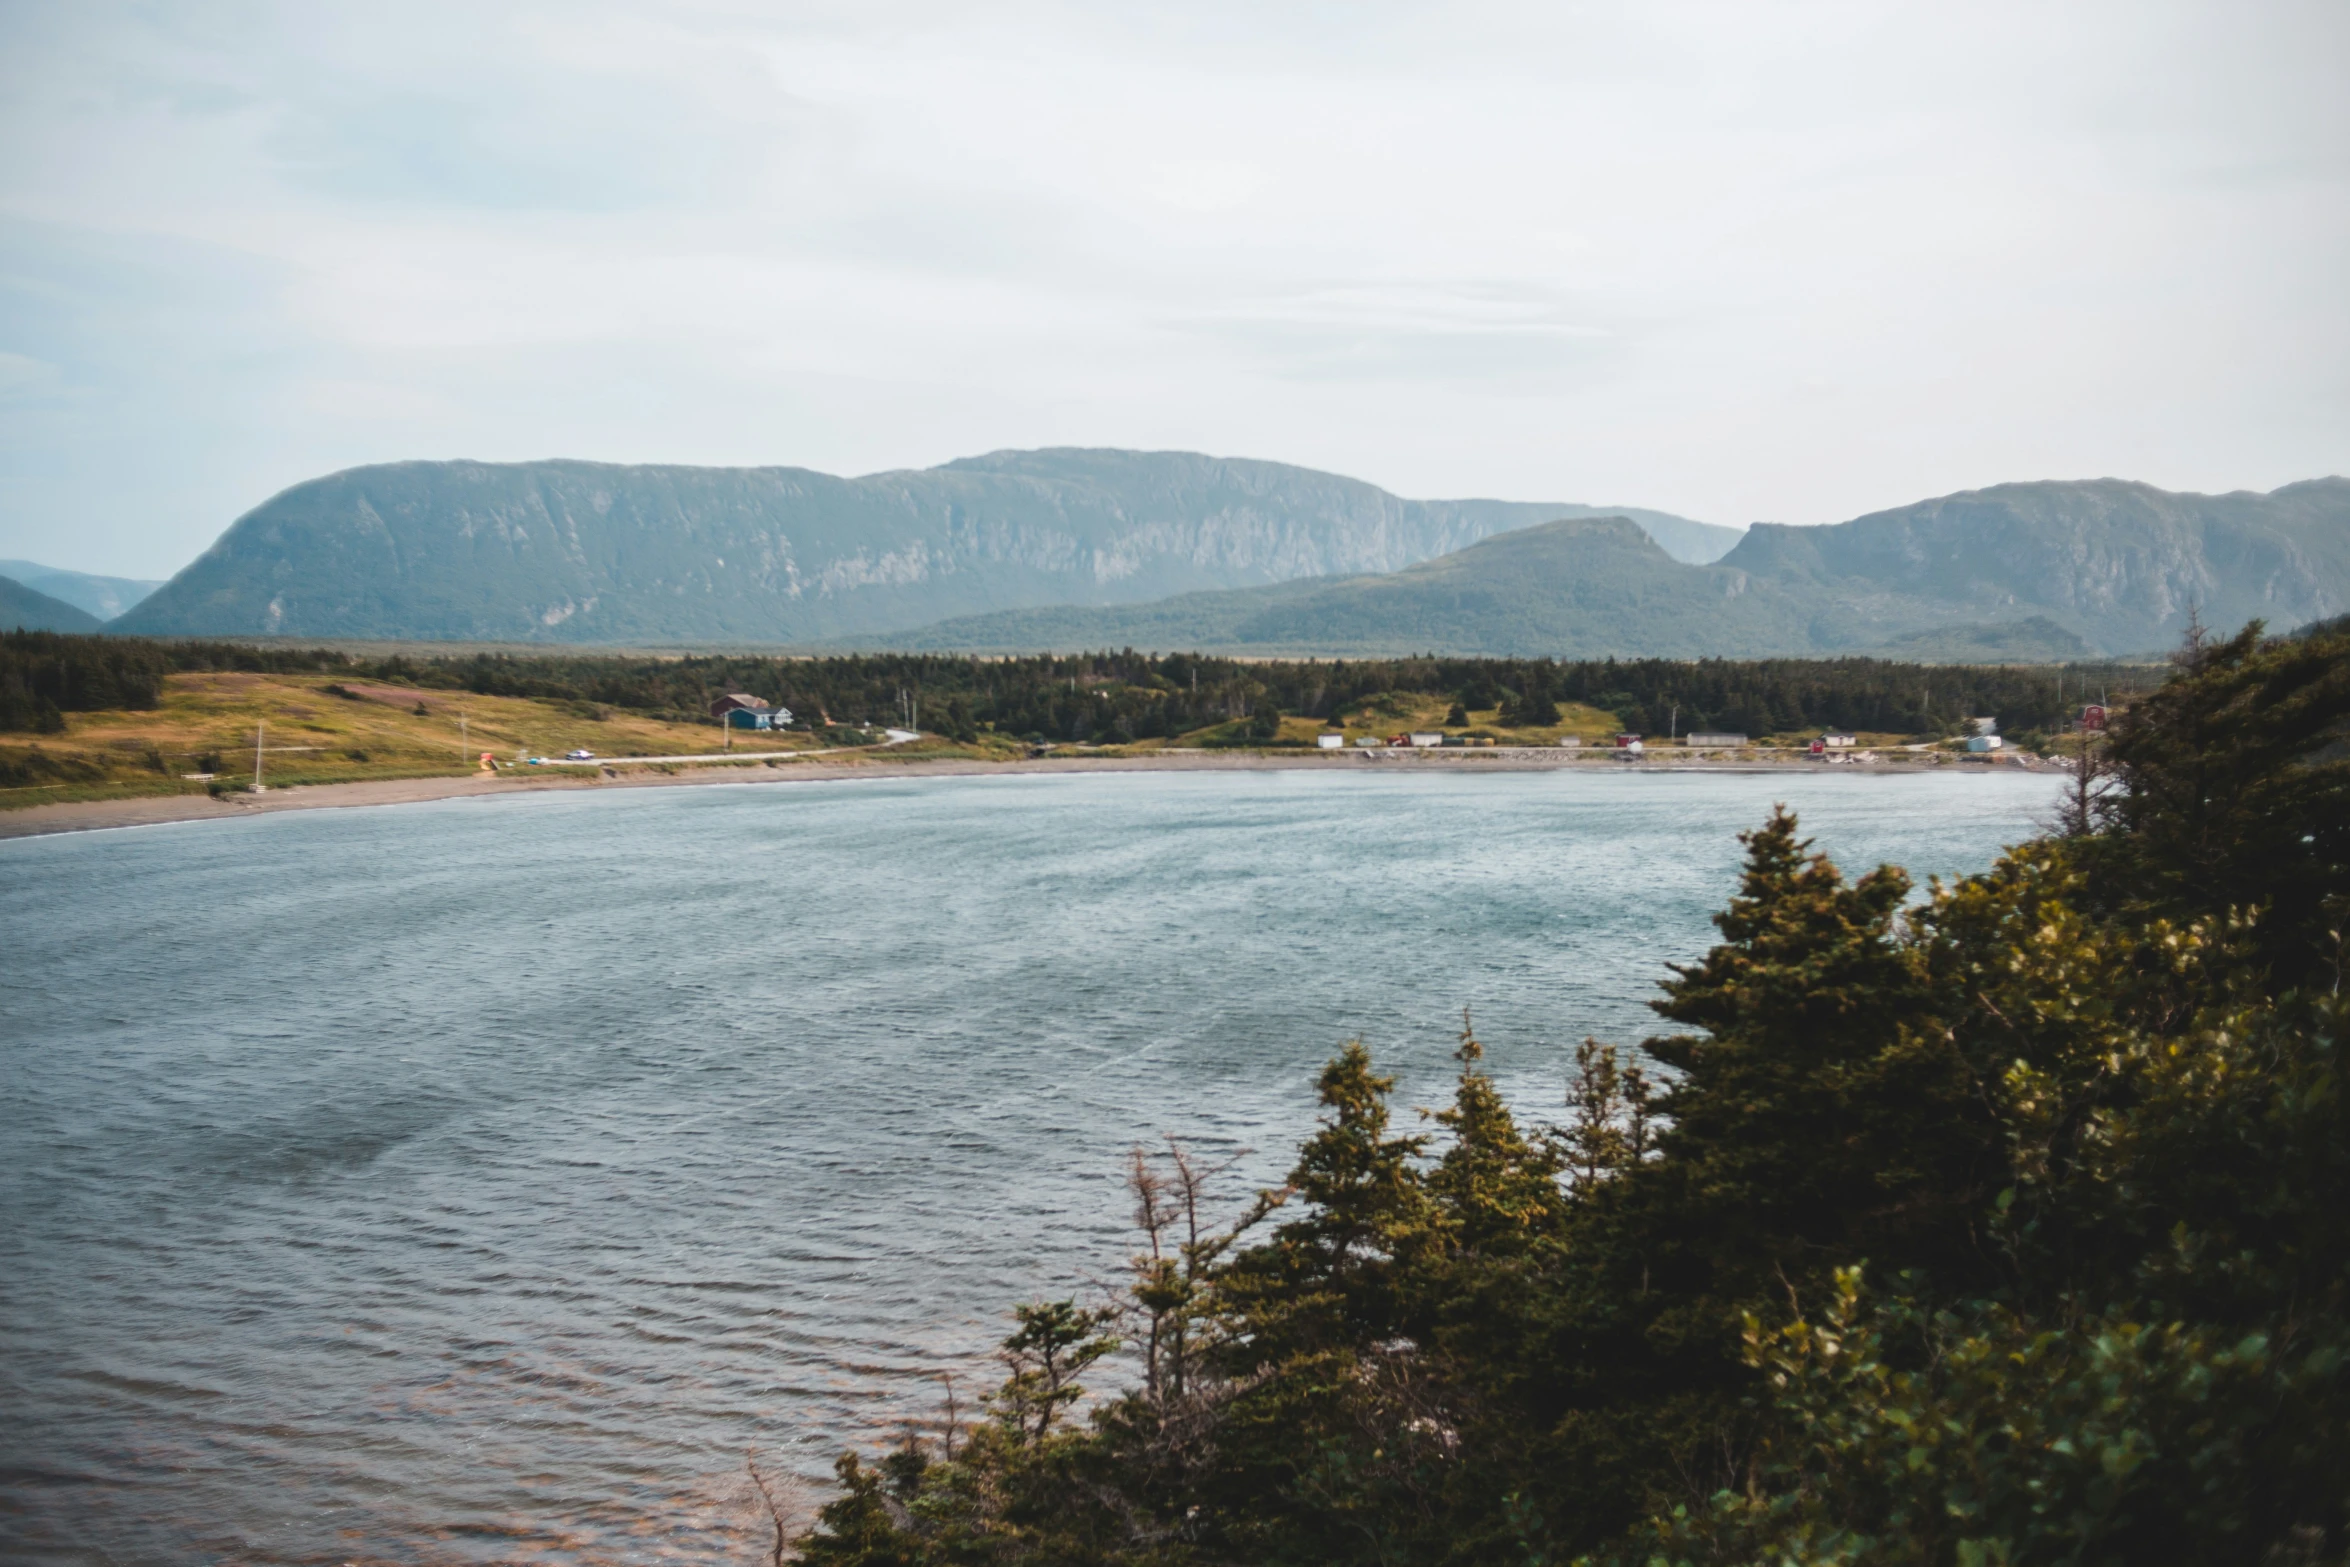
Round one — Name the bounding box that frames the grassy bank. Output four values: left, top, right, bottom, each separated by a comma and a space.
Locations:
0, 670, 842, 809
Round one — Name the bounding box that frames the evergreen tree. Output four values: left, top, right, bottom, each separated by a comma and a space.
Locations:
1426, 1016, 1566, 1261
1500, 678, 1559, 728
2099, 620, 2350, 989
785, 629, 2350, 1567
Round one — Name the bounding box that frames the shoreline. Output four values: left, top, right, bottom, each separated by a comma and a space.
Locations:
0, 748, 2052, 842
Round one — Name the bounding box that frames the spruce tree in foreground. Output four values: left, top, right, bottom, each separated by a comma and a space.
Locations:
786, 622, 2350, 1566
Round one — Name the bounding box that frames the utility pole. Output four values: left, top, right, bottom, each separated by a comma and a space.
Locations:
253, 721, 265, 793
460, 712, 468, 764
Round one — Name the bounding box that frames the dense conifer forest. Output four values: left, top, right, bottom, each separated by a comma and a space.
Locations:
770, 620, 2350, 1566
0, 631, 2159, 742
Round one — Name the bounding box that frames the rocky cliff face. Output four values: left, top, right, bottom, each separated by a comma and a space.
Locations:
111, 450, 1735, 644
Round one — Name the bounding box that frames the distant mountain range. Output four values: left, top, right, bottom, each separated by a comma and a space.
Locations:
110, 450, 1737, 645
0, 560, 164, 623
869, 477, 2350, 660
78, 452, 2350, 659
0, 573, 103, 633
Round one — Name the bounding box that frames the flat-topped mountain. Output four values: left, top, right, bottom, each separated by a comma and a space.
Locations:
110, 450, 1736, 644
874, 478, 2350, 658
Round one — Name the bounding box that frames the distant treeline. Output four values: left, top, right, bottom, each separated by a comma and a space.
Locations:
1, 630, 2164, 740
0, 632, 353, 732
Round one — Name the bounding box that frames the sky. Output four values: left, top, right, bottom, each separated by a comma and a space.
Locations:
1, 1, 2345, 578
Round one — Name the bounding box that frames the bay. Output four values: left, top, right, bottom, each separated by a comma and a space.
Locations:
0, 767, 2059, 1562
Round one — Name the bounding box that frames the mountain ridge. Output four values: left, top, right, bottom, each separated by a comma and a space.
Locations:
0, 574, 105, 633
0, 561, 165, 622
860, 477, 2349, 659
1718, 476, 2350, 653
109, 449, 1739, 644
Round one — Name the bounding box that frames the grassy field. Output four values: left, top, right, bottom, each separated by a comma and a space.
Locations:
3, 671, 1946, 812
0, 671, 1027, 808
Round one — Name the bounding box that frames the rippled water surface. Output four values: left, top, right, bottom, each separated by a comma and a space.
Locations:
1, 767, 2060, 1562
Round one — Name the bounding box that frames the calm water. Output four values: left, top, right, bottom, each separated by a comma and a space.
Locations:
1, 767, 2059, 1563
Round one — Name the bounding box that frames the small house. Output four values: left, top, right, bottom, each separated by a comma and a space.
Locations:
1821, 732, 1857, 749
2079, 704, 2109, 731
1317, 732, 1345, 749
1408, 732, 1443, 748
1687, 732, 1746, 747
710, 693, 792, 731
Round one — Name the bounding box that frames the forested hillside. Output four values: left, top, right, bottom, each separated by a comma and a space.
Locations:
0, 560, 163, 621
1723, 476, 2350, 655
782, 620, 2350, 1566
0, 575, 102, 634
866, 518, 1817, 657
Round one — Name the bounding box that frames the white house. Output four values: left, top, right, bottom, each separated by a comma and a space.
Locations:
1317, 732, 1345, 749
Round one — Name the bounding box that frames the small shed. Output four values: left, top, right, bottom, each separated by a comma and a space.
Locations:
1317, 732, 1345, 749
1408, 732, 1443, 748
1965, 734, 2004, 753
1613, 733, 1643, 749
1821, 732, 1857, 749
2079, 704, 2109, 731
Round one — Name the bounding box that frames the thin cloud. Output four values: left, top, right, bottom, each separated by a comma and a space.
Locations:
0, 0, 2343, 574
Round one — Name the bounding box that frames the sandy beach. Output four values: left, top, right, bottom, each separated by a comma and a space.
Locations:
0, 746, 2036, 841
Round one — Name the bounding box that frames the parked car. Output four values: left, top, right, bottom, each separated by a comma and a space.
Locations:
565, 748, 596, 761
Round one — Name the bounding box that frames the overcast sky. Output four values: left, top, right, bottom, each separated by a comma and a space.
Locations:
2, 0, 2344, 577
